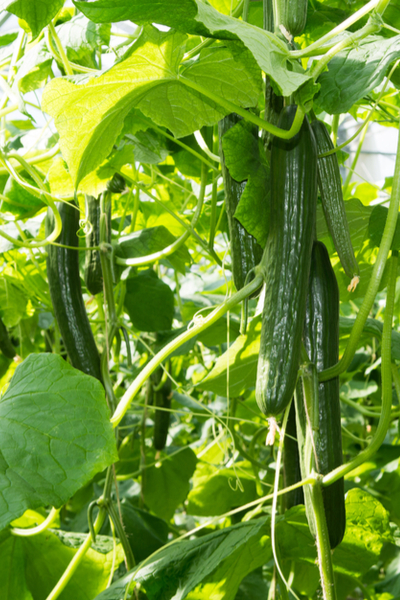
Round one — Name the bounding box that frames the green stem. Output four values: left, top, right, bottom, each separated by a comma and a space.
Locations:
342, 121, 369, 196
47, 22, 73, 76
291, 0, 386, 59
308, 477, 337, 600
311, 22, 380, 82
110, 273, 264, 426
116, 163, 207, 267
208, 173, 219, 250
243, 0, 250, 22
323, 251, 398, 486
11, 507, 60, 537
179, 75, 305, 139
45, 508, 107, 600
319, 123, 400, 382
151, 124, 219, 172
331, 114, 339, 146
106, 501, 135, 570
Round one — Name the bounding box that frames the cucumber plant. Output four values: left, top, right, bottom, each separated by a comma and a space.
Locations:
0, 1, 399, 599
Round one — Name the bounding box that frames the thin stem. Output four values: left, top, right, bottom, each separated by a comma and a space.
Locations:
115, 163, 208, 267
179, 75, 305, 139
47, 22, 73, 76
152, 124, 219, 172
331, 114, 339, 146
110, 273, 264, 426
45, 508, 107, 600
194, 130, 221, 163
309, 477, 337, 600
323, 252, 398, 486
319, 121, 400, 382
312, 22, 380, 82
11, 507, 60, 537
342, 121, 369, 196
291, 0, 387, 59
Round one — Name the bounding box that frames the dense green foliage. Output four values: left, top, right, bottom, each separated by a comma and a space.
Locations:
1, 1, 400, 599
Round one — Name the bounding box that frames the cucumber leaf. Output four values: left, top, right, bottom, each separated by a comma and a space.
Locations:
74, 0, 311, 97
0, 354, 117, 530
0, 0, 64, 40
124, 269, 175, 332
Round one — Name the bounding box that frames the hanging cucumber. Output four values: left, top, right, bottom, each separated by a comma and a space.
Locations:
311, 120, 360, 290
275, 0, 308, 37
46, 201, 102, 381
300, 240, 345, 550
153, 376, 172, 451
256, 105, 318, 418
282, 401, 304, 511
218, 114, 263, 292
84, 195, 111, 296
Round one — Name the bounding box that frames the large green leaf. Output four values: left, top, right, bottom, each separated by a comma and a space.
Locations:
143, 447, 197, 520
0, 354, 117, 530
0, 0, 64, 39
57, 14, 111, 66
73, 0, 311, 97
124, 269, 175, 332
316, 34, 400, 114
187, 460, 258, 516
42, 26, 262, 185
0, 515, 124, 600
221, 119, 270, 247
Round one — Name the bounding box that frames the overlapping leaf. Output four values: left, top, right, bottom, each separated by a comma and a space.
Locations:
74, 0, 311, 96
42, 26, 261, 186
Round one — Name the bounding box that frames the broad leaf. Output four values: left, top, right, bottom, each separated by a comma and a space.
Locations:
143, 447, 197, 520
120, 501, 169, 562
316, 34, 400, 114
0, 519, 124, 600
74, 0, 311, 97
57, 14, 111, 66
0, 353, 117, 530
2, 172, 45, 219
187, 460, 258, 516
94, 518, 270, 600
221, 119, 270, 247
14, 41, 53, 94
369, 204, 400, 250
124, 269, 175, 332
42, 26, 261, 185
0, 0, 64, 39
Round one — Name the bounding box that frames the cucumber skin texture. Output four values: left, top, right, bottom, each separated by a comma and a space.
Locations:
311, 120, 360, 280
256, 106, 318, 418
303, 241, 345, 549
84, 195, 111, 296
218, 114, 263, 292
46, 201, 102, 381
282, 401, 304, 511
153, 379, 172, 451
276, 0, 307, 36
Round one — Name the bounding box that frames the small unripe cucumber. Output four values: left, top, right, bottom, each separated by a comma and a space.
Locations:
219, 114, 263, 292
282, 401, 304, 511
276, 0, 308, 37
311, 120, 360, 283
256, 106, 318, 418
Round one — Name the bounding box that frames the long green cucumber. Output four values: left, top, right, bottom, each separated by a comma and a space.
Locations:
46, 201, 102, 381
153, 377, 172, 451
256, 105, 318, 418
0, 315, 16, 359
282, 401, 304, 511
301, 240, 345, 550
218, 114, 263, 292
275, 0, 308, 37
311, 120, 360, 286
84, 194, 111, 296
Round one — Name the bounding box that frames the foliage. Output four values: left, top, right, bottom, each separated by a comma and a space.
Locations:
0, 0, 400, 599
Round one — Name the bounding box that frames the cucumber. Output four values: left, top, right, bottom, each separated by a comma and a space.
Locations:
311, 120, 360, 284
46, 201, 102, 381
153, 377, 172, 451
256, 106, 318, 418
0, 315, 16, 359
84, 194, 111, 296
282, 401, 304, 511
276, 0, 307, 37
218, 114, 263, 292
300, 240, 345, 550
